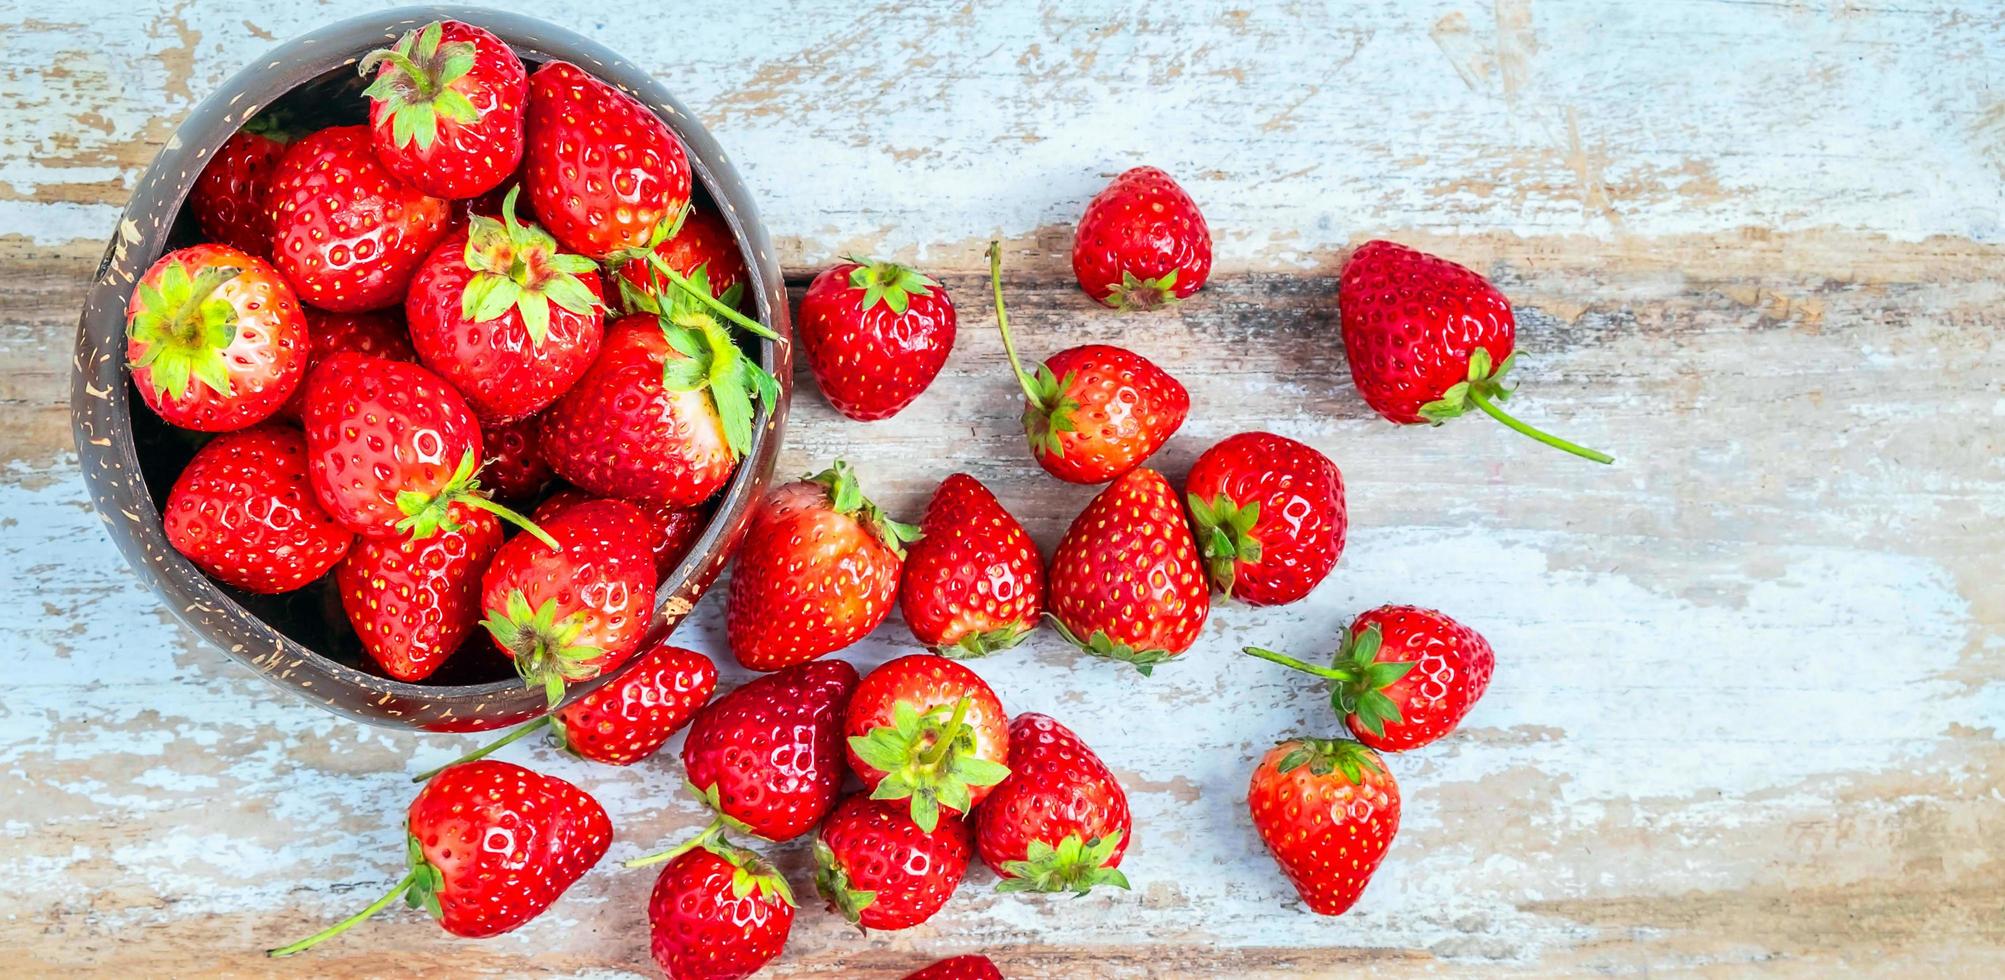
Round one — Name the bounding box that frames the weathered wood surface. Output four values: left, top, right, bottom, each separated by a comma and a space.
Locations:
4, 2, 2004, 977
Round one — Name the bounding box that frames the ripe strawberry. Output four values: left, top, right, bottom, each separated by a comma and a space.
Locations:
361, 20, 526, 199
615, 202, 748, 313
277, 308, 414, 422
988, 243, 1187, 483
1247, 738, 1400, 915
644, 837, 795, 980
1072, 166, 1211, 309
478, 416, 554, 506
904, 956, 1004, 980
815, 792, 973, 931
845, 655, 1010, 830
163, 424, 351, 593
1244, 605, 1495, 752
900, 473, 1044, 656
479, 498, 656, 704
1047, 468, 1209, 674
407, 189, 605, 423
726, 462, 918, 671
267, 760, 610, 955
1339, 240, 1612, 463
797, 258, 955, 420
976, 713, 1132, 894
267, 125, 452, 312
336, 503, 503, 682
523, 61, 690, 260
535, 487, 704, 581
126, 244, 307, 432
190, 127, 287, 257
1184, 431, 1346, 605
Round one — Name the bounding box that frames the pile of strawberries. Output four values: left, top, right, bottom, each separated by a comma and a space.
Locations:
124, 17, 1613, 978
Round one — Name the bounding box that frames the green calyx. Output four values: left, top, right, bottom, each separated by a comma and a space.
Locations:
1100, 269, 1179, 311
265, 833, 446, 957
1419, 348, 1614, 465
625, 822, 798, 910
126, 260, 243, 401
1275, 736, 1384, 784
987, 241, 1080, 460
1187, 492, 1262, 597
656, 270, 776, 460
460, 187, 602, 345
939, 623, 1034, 659
809, 460, 922, 559
1242, 625, 1415, 737
1048, 614, 1176, 677
996, 831, 1131, 895
360, 21, 482, 150
481, 589, 604, 706
393, 448, 558, 548
843, 255, 939, 314
846, 697, 1009, 834
812, 837, 876, 927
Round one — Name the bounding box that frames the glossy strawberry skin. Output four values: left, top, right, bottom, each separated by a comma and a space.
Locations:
267, 125, 452, 312
1072, 166, 1212, 308
1346, 606, 1495, 751
191, 130, 287, 257
301, 354, 484, 538
815, 792, 973, 931
554, 640, 715, 765
336, 503, 502, 682
1247, 739, 1400, 916
478, 417, 554, 507
523, 61, 691, 259
647, 847, 794, 979
126, 245, 308, 432
364, 21, 526, 199
904, 956, 1004, 980
1338, 240, 1515, 424
534, 487, 705, 582
1185, 431, 1347, 606
616, 203, 747, 305
1030, 345, 1187, 484
797, 261, 955, 421
163, 425, 351, 593
411, 760, 611, 938
844, 655, 1010, 814
900, 474, 1044, 654
976, 713, 1132, 885
1048, 468, 1210, 671
680, 659, 858, 841
479, 498, 657, 683
538, 316, 735, 507
725, 478, 902, 671
277, 308, 414, 422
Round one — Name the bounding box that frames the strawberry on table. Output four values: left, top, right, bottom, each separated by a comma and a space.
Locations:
277, 307, 414, 422
535, 488, 706, 582
615, 202, 748, 310
190, 125, 288, 258
1072, 166, 1212, 309
523, 61, 690, 260
126, 244, 307, 432
360, 20, 526, 199
976, 713, 1132, 895
900, 473, 1044, 656
845, 655, 1011, 832
797, 257, 956, 421
163, 425, 351, 593
1247, 738, 1400, 916
267, 125, 452, 312
478, 416, 554, 507
1244, 605, 1495, 752
644, 835, 795, 980
1185, 431, 1347, 605
479, 498, 657, 704
668, 659, 858, 845
335, 502, 503, 682
1339, 239, 1613, 464
904, 956, 1004, 980
1047, 468, 1210, 674
815, 792, 974, 931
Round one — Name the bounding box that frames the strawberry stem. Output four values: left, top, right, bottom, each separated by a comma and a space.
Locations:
987, 241, 1042, 405
1466, 389, 1613, 464
919, 696, 971, 768
458, 494, 561, 549
409, 718, 551, 783
265, 868, 418, 957
625, 817, 724, 868
644, 252, 778, 340
1243, 646, 1350, 681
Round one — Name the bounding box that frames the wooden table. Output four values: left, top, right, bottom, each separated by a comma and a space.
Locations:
5, 2, 2002, 976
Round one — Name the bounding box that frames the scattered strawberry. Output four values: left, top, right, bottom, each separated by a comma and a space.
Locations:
1071, 166, 1211, 308
1247, 738, 1400, 915
360, 20, 526, 199
644, 836, 795, 980
190, 126, 288, 257
845, 655, 1011, 831
1047, 468, 1210, 674
904, 956, 1004, 980
797, 257, 955, 420
277, 308, 414, 421
1338, 240, 1612, 463
1184, 431, 1346, 605
988, 243, 1187, 483
534, 487, 705, 581
336, 503, 502, 682
726, 462, 918, 672
615, 202, 748, 310
523, 61, 690, 260
976, 713, 1132, 894
1244, 605, 1495, 752
126, 244, 307, 432
899, 473, 1044, 656
479, 416, 554, 507
673, 659, 858, 843
267, 760, 610, 955
814, 792, 973, 931
163, 424, 351, 593
479, 498, 657, 703
267, 125, 452, 312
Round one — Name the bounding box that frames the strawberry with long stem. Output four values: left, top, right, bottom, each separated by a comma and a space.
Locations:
1245, 605, 1495, 752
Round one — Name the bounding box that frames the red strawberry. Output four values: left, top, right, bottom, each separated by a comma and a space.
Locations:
1339, 240, 1612, 463
1047, 468, 1210, 674
1071, 166, 1211, 309
726, 462, 918, 671
1244, 605, 1495, 752
535, 487, 705, 581
644, 838, 795, 980
478, 416, 554, 506
406, 189, 606, 423
673, 658, 858, 843
797, 258, 955, 421
267, 760, 610, 955
899, 473, 1044, 656
267, 125, 452, 312
523, 61, 690, 260
1247, 738, 1400, 915
163, 424, 351, 593
615, 202, 748, 312
190, 127, 287, 257
360, 20, 526, 199
814, 792, 973, 931
479, 498, 656, 703
988, 243, 1187, 483
335, 503, 503, 682
277, 308, 414, 422
126, 244, 307, 432
904, 956, 1004, 980
976, 713, 1132, 895
844, 655, 1011, 831
1184, 431, 1346, 605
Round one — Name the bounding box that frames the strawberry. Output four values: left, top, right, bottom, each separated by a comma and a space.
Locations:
797, 258, 955, 421
1247, 738, 1400, 915
725, 462, 918, 672
976, 713, 1132, 895
335, 503, 503, 682
899, 473, 1044, 656
534, 488, 705, 582
267, 125, 452, 312
479, 498, 657, 704
1339, 240, 1612, 463
904, 956, 1004, 980
814, 792, 973, 931
1072, 166, 1211, 309
644, 837, 795, 980
267, 760, 610, 955
190, 127, 287, 257
126, 244, 307, 432
615, 202, 748, 311
406, 188, 605, 423
1184, 431, 1347, 605
1047, 468, 1210, 674
844, 655, 1010, 830
360, 20, 526, 199
523, 61, 690, 260
1244, 605, 1495, 752
277, 308, 414, 422
988, 243, 1187, 483
672, 659, 858, 844
163, 424, 351, 593
478, 416, 554, 506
